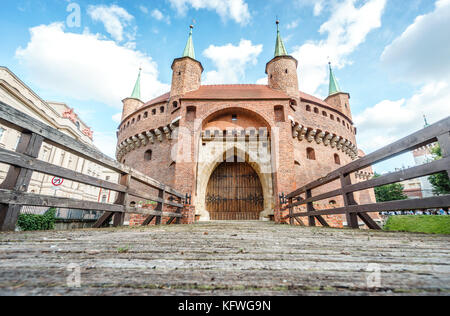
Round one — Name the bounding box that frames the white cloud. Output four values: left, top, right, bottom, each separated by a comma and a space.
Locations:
112, 113, 122, 124
93, 131, 119, 158
152, 9, 164, 20
381, 0, 450, 84
291, 0, 386, 95
355, 82, 450, 153
168, 0, 251, 25
296, 0, 328, 16
356, 0, 450, 154
151, 9, 171, 24
256, 77, 268, 85
16, 23, 169, 110
202, 39, 263, 84
286, 20, 300, 30
139, 6, 149, 14
88, 4, 134, 42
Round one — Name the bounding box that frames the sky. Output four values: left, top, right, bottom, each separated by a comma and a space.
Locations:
1, 0, 450, 174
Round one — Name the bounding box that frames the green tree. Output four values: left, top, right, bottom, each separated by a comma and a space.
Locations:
428, 145, 450, 195
373, 173, 408, 202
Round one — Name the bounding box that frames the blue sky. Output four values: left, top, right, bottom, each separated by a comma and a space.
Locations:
1, 0, 450, 173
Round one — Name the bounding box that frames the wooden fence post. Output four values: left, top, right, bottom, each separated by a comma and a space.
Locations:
154, 187, 165, 225
94, 173, 130, 228
306, 189, 316, 227
438, 133, 450, 176
340, 173, 359, 229
288, 197, 294, 225
113, 173, 131, 227
0, 132, 43, 231
175, 196, 182, 225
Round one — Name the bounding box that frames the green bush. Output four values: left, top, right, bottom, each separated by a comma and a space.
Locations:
384, 216, 450, 235
17, 208, 56, 231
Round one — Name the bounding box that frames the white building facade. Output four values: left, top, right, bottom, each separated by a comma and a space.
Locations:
0, 66, 118, 207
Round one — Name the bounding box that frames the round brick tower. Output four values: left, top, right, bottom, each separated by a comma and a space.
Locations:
115, 22, 377, 226
266, 20, 299, 99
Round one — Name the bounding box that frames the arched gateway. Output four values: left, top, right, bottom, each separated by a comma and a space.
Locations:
206, 160, 264, 220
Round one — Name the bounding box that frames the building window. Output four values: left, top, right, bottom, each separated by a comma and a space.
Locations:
160, 106, 165, 114
144, 150, 152, 161
322, 111, 327, 117
173, 101, 178, 109
285, 69, 288, 74
232, 114, 238, 121
101, 195, 107, 203
314, 108, 319, 114
337, 117, 341, 123
306, 105, 311, 112
334, 154, 341, 165
329, 200, 337, 206
0, 128, 5, 142
144, 112, 148, 119
290, 100, 297, 107
330, 114, 335, 120
137, 115, 141, 122
152, 109, 156, 115
306, 148, 316, 160
132, 118, 135, 124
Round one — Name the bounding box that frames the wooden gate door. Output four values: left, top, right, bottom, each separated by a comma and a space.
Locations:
206, 162, 264, 220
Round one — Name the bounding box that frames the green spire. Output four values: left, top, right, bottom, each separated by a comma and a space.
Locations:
182, 25, 196, 59
274, 20, 288, 57
328, 62, 341, 96
423, 115, 430, 128
130, 68, 141, 99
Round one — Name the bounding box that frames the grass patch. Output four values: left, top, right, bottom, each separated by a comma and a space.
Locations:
384, 216, 450, 235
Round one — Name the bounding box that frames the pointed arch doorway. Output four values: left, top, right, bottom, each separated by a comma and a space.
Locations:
206, 157, 264, 221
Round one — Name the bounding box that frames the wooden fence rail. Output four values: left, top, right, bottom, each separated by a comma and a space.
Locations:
280, 116, 450, 230
0, 101, 188, 231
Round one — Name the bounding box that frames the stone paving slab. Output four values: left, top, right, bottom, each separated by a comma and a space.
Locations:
0, 221, 449, 296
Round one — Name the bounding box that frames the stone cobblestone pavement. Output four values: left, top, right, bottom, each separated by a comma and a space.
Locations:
0, 221, 449, 296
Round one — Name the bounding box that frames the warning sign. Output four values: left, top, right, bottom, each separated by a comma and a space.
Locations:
51, 177, 64, 187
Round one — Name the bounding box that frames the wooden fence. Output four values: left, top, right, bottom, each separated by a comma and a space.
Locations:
0, 101, 188, 232
280, 116, 450, 230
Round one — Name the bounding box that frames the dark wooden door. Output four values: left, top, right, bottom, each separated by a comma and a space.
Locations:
206, 162, 264, 220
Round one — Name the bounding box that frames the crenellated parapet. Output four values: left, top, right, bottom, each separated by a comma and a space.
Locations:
291, 120, 358, 160
116, 118, 181, 162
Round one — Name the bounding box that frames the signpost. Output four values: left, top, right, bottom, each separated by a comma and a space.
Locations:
51, 177, 64, 196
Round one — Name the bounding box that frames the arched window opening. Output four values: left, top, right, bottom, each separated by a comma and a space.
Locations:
160, 106, 165, 114
144, 112, 148, 119
130, 201, 136, 208
173, 101, 178, 109
334, 154, 341, 165
132, 118, 135, 124
314, 108, 319, 114
137, 115, 141, 122
329, 200, 337, 206
306, 105, 311, 112
307, 148, 316, 160
322, 111, 327, 117
330, 114, 335, 120
152, 109, 156, 115
337, 117, 341, 123
144, 150, 152, 161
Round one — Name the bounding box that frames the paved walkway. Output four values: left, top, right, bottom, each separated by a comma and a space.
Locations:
0, 221, 449, 296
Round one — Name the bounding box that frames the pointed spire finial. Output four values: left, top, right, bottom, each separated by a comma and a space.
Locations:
328, 62, 341, 96
182, 24, 196, 59
423, 114, 430, 128
274, 19, 288, 57
130, 68, 141, 100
